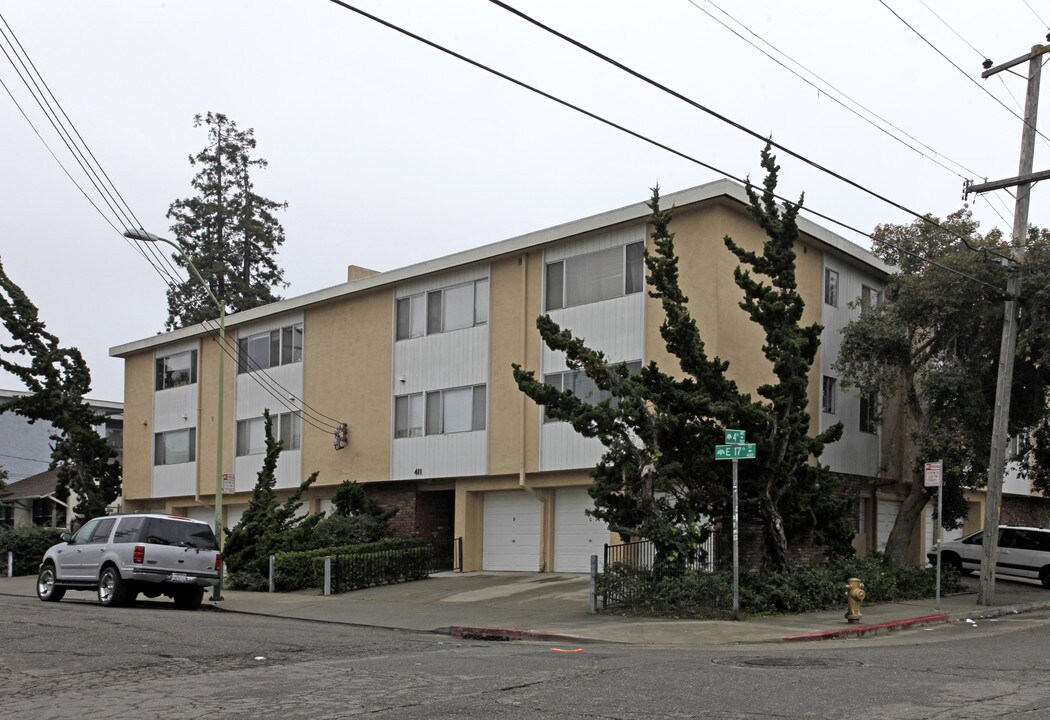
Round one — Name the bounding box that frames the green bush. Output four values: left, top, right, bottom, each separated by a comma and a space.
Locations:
0, 525, 66, 576
598, 554, 960, 619
272, 538, 427, 592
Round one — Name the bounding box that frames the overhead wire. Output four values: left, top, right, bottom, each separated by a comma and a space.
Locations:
686, 0, 982, 181
1020, 0, 1049, 31
876, 0, 1050, 151
0, 14, 342, 437
325, 0, 1009, 296
482, 0, 1013, 264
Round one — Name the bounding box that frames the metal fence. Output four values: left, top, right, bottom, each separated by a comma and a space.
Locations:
599, 535, 726, 611
330, 543, 438, 594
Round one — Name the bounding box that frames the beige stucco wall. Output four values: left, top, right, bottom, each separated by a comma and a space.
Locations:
195, 335, 235, 500
121, 350, 154, 501
301, 288, 393, 488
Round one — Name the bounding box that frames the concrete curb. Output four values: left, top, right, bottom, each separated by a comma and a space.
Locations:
445, 624, 596, 644
950, 599, 1050, 622
781, 613, 950, 642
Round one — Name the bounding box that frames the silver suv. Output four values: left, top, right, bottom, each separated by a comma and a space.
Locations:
928, 525, 1050, 588
37, 513, 221, 610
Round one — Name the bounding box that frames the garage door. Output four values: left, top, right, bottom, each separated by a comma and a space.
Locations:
483, 491, 542, 571
554, 487, 609, 572
877, 499, 901, 551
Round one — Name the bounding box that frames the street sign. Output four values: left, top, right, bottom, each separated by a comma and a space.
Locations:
715, 443, 756, 460
222, 473, 235, 494
724, 429, 746, 445
924, 461, 943, 488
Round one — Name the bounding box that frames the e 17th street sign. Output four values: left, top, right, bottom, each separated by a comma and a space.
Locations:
715, 443, 756, 460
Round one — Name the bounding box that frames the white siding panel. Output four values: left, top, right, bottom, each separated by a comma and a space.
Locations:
820, 257, 883, 477
391, 431, 487, 481
482, 491, 542, 571
226, 504, 248, 532
234, 450, 303, 492
876, 499, 901, 551
395, 264, 489, 299
1003, 461, 1029, 495
553, 487, 609, 572
544, 225, 645, 263
542, 292, 644, 372
393, 325, 488, 396
152, 463, 196, 498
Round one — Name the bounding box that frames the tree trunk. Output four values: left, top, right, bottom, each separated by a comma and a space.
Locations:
882, 466, 929, 565
759, 487, 789, 568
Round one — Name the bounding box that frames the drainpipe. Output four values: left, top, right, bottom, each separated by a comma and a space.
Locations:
518, 251, 549, 570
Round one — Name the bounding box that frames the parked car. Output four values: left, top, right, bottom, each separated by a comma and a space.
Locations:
928, 525, 1050, 588
36, 513, 221, 610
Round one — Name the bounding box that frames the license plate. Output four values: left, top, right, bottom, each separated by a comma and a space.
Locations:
169, 573, 190, 583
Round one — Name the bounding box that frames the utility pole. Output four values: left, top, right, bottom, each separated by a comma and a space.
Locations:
965, 42, 1049, 605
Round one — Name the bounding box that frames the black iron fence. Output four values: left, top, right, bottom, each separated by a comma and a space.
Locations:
330, 543, 437, 594
599, 535, 725, 611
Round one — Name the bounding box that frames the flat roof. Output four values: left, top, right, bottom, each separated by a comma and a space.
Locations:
110, 178, 890, 357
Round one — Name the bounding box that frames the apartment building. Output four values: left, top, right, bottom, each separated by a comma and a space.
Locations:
110, 178, 902, 571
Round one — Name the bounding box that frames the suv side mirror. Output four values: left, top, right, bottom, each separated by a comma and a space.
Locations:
60, 532, 72, 544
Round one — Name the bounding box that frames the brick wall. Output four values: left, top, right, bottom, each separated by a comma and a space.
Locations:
1002, 495, 1050, 528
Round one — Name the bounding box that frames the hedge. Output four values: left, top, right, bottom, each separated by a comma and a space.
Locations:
0, 526, 66, 576
275, 541, 434, 591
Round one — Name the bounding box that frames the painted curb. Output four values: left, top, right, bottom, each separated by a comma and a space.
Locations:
781, 613, 950, 642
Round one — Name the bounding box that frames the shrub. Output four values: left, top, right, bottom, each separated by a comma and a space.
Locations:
598, 554, 961, 619
311, 513, 389, 548
272, 538, 427, 592
0, 525, 66, 576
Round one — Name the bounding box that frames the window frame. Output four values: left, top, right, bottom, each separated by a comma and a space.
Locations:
154, 428, 197, 466
824, 268, 839, 307
545, 241, 645, 311
542, 360, 643, 422
397, 279, 489, 340
237, 322, 304, 374
394, 393, 424, 438
155, 349, 198, 391
822, 376, 837, 415
415, 384, 487, 436
859, 392, 878, 434
235, 413, 302, 457
861, 284, 880, 309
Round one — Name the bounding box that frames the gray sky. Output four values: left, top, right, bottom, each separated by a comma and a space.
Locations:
1, 0, 1047, 403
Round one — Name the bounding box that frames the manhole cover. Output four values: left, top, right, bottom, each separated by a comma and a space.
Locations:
713, 656, 862, 669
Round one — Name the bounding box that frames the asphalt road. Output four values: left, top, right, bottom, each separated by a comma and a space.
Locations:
3, 592, 1050, 719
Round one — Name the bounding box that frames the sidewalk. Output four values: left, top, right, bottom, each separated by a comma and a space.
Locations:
4, 572, 1049, 645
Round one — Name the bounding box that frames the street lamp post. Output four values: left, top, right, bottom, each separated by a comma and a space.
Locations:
126, 228, 225, 601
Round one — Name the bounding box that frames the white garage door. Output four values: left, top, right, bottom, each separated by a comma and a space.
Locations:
483, 491, 542, 571
554, 487, 609, 572
877, 499, 901, 551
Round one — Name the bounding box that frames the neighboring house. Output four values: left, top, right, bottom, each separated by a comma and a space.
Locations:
110, 178, 905, 572
0, 390, 124, 529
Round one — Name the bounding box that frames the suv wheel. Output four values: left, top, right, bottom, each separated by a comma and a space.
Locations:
37, 564, 65, 602
1040, 567, 1050, 589
173, 586, 205, 611
98, 566, 127, 607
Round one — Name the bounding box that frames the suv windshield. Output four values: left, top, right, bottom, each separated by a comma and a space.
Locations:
143, 518, 218, 551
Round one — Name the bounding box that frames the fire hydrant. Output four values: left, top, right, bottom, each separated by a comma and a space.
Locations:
844, 577, 866, 624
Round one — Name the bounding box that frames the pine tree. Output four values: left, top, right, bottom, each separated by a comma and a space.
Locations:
0, 259, 120, 521
724, 145, 850, 566
222, 410, 319, 580
165, 112, 288, 330
514, 146, 852, 569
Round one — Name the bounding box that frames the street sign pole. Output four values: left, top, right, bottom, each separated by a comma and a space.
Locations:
925, 461, 944, 610
732, 458, 739, 614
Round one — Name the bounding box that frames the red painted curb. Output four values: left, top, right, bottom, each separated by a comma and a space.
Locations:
782, 613, 950, 642
448, 625, 589, 643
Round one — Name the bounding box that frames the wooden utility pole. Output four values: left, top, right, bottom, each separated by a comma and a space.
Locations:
965, 43, 1048, 605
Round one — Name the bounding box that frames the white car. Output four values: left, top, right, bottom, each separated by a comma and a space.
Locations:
928, 525, 1050, 588
37, 513, 221, 610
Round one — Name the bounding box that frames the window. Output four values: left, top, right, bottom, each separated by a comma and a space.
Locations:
859, 392, 878, 434
237, 323, 303, 374
824, 268, 839, 307
87, 517, 116, 544
545, 241, 644, 311
822, 376, 837, 414
423, 385, 487, 435
394, 393, 424, 438
543, 361, 643, 422
155, 349, 197, 391
396, 294, 425, 340
105, 419, 123, 450
113, 516, 147, 543
397, 279, 488, 339
32, 498, 57, 527
70, 517, 100, 544
236, 413, 302, 456
861, 284, 880, 309
0, 503, 12, 528
154, 428, 196, 465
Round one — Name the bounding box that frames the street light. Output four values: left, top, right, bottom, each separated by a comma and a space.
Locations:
125, 228, 226, 601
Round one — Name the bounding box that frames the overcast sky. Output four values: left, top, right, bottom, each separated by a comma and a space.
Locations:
1, 0, 1047, 405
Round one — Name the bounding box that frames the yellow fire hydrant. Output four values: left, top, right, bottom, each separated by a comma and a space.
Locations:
844, 577, 866, 624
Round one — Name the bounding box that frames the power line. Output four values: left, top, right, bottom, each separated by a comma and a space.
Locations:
482, 0, 1012, 263
876, 0, 1050, 150
1020, 0, 1049, 31
686, 0, 982, 181
916, 0, 988, 61
325, 0, 1008, 295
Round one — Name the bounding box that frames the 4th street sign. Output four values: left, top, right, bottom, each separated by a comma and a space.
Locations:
715, 443, 756, 460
